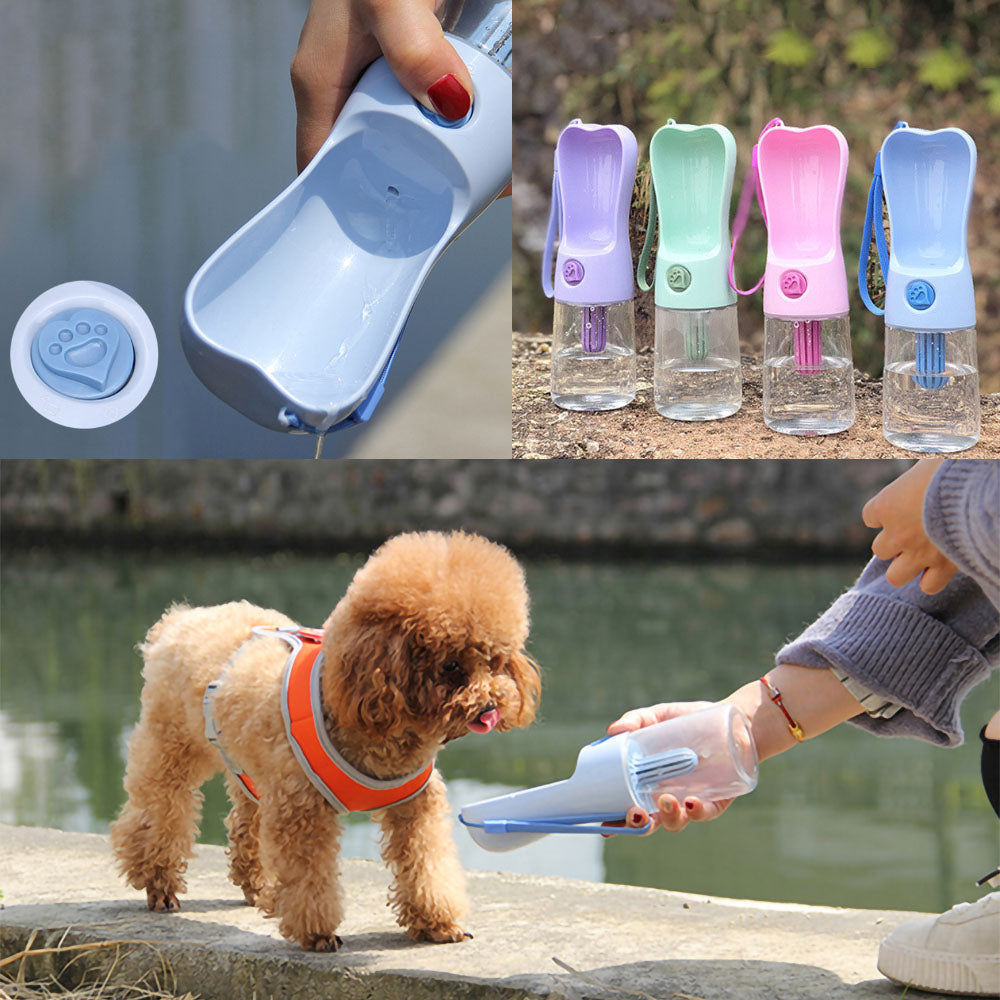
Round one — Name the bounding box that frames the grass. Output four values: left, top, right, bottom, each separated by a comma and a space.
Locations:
0, 931, 198, 1000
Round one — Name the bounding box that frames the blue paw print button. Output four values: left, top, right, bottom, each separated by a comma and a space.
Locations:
30, 308, 135, 400
905, 280, 935, 310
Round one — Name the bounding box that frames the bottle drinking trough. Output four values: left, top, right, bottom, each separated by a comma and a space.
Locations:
542, 120, 638, 410
637, 119, 741, 420
459, 703, 758, 852
859, 122, 979, 453
730, 119, 855, 435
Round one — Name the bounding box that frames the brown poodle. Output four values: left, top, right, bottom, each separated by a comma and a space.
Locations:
110, 531, 540, 951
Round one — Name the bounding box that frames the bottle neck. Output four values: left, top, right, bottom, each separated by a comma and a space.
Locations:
440, 0, 511, 73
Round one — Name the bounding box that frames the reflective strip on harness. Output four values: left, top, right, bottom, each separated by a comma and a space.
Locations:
205, 626, 434, 814
203, 680, 260, 801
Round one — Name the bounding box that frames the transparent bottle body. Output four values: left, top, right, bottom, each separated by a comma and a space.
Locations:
883, 326, 979, 453
625, 704, 758, 813
551, 298, 636, 411
654, 305, 742, 420
763, 313, 854, 435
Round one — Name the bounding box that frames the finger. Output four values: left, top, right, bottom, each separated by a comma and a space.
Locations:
601, 806, 652, 838
627, 806, 654, 834
607, 706, 663, 735
656, 794, 689, 833
884, 554, 922, 588
682, 797, 733, 822
920, 561, 957, 595
366, 1, 474, 119
870, 529, 901, 562
291, 12, 380, 172
861, 496, 884, 530
607, 712, 644, 735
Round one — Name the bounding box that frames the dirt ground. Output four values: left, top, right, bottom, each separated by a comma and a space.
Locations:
512, 332, 1000, 460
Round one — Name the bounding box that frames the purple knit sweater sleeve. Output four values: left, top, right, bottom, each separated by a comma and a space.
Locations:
776, 461, 1000, 747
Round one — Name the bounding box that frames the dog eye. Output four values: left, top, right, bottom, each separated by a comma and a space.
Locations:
442, 660, 461, 674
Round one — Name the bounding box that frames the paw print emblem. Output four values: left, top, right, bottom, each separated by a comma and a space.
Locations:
780, 270, 807, 298
562, 259, 585, 285
666, 265, 691, 291
905, 279, 935, 310
32, 309, 134, 399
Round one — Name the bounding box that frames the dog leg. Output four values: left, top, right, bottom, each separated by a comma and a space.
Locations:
110, 718, 216, 913
377, 771, 470, 942
223, 776, 266, 905
258, 788, 345, 951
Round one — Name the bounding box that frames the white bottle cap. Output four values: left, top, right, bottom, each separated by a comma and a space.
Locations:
10, 281, 158, 429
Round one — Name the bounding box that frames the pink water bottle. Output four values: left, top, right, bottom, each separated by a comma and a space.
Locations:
730, 119, 855, 435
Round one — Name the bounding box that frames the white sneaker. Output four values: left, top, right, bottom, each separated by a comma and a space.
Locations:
878, 892, 1000, 996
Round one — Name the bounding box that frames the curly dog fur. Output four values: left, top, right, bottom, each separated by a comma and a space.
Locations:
110, 531, 540, 950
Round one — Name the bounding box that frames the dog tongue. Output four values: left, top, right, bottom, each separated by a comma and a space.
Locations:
467, 708, 500, 734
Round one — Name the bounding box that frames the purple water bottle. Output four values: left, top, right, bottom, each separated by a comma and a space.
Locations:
542, 120, 637, 411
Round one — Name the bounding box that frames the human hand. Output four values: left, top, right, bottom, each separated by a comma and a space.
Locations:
291, 0, 474, 173
604, 702, 734, 835
862, 459, 958, 594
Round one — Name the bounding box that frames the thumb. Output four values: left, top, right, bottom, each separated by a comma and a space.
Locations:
367, 2, 474, 120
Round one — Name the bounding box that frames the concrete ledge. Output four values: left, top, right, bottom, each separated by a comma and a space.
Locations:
0, 825, 926, 999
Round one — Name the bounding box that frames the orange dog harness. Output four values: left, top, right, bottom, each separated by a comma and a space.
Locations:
203, 626, 433, 813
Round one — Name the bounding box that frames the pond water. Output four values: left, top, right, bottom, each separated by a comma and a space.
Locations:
2, 549, 996, 915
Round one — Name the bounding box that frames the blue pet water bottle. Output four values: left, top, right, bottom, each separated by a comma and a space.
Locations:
859, 122, 980, 452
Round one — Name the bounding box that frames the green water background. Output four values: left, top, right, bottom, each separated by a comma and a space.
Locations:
1, 548, 995, 914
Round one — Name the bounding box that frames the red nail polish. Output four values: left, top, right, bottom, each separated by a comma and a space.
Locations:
684, 799, 695, 811
428, 74, 471, 120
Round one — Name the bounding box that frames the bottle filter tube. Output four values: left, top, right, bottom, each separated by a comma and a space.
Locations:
793, 320, 822, 374
581, 305, 608, 353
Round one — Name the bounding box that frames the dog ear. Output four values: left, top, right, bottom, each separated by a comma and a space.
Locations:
503, 649, 541, 728
323, 626, 413, 737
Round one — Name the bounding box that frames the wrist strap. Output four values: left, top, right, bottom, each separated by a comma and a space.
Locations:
859, 121, 908, 316
728, 117, 782, 296
858, 153, 889, 316
637, 177, 657, 292
541, 163, 560, 299
760, 675, 804, 742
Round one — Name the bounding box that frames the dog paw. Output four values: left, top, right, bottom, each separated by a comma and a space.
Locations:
303, 933, 343, 952
408, 924, 473, 943
146, 888, 180, 912
241, 885, 264, 906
